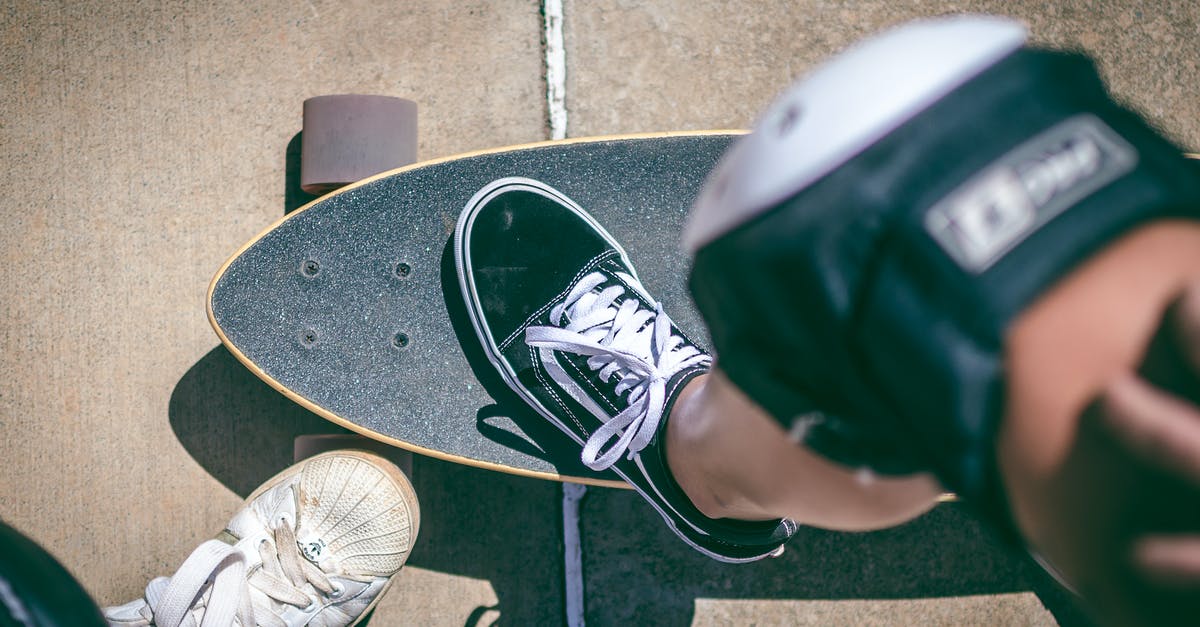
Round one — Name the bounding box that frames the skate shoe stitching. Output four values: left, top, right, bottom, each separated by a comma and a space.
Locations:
498, 250, 619, 351
524, 270, 712, 471
560, 351, 621, 414
531, 344, 587, 434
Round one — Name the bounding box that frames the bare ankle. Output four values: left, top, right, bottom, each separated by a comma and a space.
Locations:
665, 374, 774, 520
665, 375, 719, 513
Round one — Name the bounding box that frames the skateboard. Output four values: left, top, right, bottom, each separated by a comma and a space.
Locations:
208, 129, 742, 488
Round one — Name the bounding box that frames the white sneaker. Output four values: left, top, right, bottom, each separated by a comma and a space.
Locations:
104, 451, 419, 627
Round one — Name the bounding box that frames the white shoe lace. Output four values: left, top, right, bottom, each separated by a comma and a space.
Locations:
126, 517, 339, 627
525, 271, 711, 471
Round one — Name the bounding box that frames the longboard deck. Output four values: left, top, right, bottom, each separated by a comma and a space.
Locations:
208, 132, 742, 487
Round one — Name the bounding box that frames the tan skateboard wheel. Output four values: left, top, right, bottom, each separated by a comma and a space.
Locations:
300, 94, 417, 195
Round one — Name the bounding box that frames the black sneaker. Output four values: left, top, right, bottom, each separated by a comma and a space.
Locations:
454, 177, 796, 562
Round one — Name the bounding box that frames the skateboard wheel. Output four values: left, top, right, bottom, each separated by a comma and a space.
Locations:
301, 94, 418, 195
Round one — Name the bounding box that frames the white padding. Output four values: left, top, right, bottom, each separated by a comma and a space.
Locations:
684, 15, 1028, 252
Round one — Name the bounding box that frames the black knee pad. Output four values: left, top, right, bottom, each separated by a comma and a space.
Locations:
687, 17, 1200, 533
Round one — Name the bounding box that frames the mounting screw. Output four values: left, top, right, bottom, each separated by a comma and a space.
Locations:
299, 328, 319, 348
394, 262, 412, 279
300, 259, 321, 278
392, 332, 410, 349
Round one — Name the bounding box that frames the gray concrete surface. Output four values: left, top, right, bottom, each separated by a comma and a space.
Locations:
1, 0, 1197, 625
565, 1, 1200, 147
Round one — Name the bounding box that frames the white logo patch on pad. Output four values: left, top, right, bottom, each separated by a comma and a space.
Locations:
925, 115, 1137, 273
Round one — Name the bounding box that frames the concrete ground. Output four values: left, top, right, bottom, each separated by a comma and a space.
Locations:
2, 1, 1197, 625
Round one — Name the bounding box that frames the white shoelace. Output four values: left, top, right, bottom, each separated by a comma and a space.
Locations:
525, 271, 711, 471
131, 518, 337, 627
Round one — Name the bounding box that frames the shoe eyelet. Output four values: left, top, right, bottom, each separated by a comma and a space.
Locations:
303, 597, 318, 612
330, 583, 345, 599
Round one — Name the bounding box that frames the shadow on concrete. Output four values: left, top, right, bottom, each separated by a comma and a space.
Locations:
406, 457, 568, 625
168, 346, 350, 498
167, 344, 1090, 625
285, 132, 319, 215
580, 486, 1092, 625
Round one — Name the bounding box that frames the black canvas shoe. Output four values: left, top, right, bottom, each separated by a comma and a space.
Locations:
454, 177, 796, 562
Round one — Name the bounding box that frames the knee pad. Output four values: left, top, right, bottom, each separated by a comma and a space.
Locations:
686, 16, 1200, 531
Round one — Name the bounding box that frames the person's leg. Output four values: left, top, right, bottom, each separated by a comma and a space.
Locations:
666, 369, 943, 530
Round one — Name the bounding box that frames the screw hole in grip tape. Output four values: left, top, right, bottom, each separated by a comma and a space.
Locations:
300, 259, 321, 278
